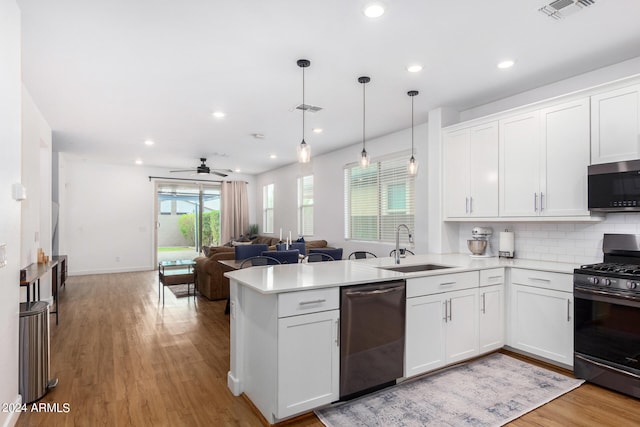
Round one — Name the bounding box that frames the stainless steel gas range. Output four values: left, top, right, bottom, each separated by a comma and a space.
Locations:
573, 234, 640, 399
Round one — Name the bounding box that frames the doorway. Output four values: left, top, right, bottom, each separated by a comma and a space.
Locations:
155, 181, 221, 263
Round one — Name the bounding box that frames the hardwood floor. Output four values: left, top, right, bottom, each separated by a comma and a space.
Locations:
16, 271, 639, 426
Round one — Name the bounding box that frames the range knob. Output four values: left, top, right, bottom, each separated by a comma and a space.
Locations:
627, 281, 638, 290
588, 277, 599, 285
602, 278, 612, 286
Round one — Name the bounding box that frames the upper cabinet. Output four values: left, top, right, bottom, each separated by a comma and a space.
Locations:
443, 122, 499, 218
591, 84, 640, 165
499, 98, 590, 217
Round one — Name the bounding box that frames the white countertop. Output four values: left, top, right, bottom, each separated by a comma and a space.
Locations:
224, 253, 578, 294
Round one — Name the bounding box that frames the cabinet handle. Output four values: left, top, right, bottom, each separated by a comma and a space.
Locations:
482, 293, 486, 314
528, 277, 551, 282
443, 301, 448, 322
469, 196, 473, 214
465, 197, 469, 214
299, 299, 326, 305
567, 299, 571, 322
534, 193, 538, 212
335, 318, 340, 346
448, 299, 453, 321
540, 192, 545, 211
439, 281, 456, 287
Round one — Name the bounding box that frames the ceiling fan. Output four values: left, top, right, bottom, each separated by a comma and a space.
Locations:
170, 158, 233, 177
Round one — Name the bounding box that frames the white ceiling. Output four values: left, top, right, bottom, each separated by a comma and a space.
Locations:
17, 0, 640, 175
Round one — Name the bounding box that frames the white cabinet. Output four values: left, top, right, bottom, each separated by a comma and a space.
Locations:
443, 121, 499, 218
277, 309, 339, 418
479, 269, 504, 354
499, 98, 590, 217
509, 269, 573, 367
591, 84, 640, 164
405, 272, 479, 377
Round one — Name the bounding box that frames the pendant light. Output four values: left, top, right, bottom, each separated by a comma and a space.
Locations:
297, 59, 311, 163
407, 90, 419, 176
358, 76, 371, 168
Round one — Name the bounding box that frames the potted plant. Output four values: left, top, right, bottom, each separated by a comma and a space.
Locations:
248, 224, 259, 239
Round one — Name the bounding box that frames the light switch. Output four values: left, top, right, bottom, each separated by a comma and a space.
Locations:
0, 244, 6, 268
12, 183, 26, 201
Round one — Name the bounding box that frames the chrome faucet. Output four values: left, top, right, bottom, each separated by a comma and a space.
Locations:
395, 224, 413, 264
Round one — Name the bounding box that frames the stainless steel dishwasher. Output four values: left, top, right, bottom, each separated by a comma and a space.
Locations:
340, 280, 405, 400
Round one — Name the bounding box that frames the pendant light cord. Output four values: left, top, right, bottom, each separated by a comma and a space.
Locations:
411, 94, 414, 155
362, 81, 366, 150
302, 65, 305, 141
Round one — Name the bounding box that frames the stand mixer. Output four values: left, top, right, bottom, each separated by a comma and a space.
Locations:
467, 227, 493, 258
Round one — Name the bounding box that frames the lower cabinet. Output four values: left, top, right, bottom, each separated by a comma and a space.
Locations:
509, 269, 573, 367
405, 273, 479, 378
277, 309, 340, 418
479, 268, 505, 354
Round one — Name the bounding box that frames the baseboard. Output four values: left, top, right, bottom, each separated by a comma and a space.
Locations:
1, 394, 22, 427
68, 266, 153, 276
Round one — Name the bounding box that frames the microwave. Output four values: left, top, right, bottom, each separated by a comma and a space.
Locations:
588, 159, 640, 212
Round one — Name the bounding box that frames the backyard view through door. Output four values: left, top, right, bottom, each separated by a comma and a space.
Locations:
156, 183, 221, 262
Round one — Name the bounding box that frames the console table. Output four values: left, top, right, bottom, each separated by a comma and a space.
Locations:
20, 259, 59, 325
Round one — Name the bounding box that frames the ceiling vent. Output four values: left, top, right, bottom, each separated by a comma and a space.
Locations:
296, 103, 323, 113
539, 0, 596, 20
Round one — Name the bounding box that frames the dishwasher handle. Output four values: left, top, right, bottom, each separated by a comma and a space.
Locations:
344, 285, 405, 296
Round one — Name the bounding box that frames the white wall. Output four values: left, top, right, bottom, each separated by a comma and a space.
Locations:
255, 125, 428, 258
0, 1, 23, 425
58, 154, 256, 275
21, 87, 53, 302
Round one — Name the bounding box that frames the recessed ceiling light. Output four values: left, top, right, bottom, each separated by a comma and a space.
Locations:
144, 139, 154, 146
497, 60, 515, 69
235, 168, 241, 173
312, 128, 323, 134
363, 3, 385, 18
212, 111, 226, 118
270, 154, 277, 159
407, 65, 423, 73
135, 159, 143, 165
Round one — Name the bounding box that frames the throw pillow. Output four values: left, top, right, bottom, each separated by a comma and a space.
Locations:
202, 246, 211, 257
232, 240, 253, 246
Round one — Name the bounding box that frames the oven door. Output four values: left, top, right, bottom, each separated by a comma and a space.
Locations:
574, 286, 640, 374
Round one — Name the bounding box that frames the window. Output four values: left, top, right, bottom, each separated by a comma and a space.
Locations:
344, 152, 415, 241
298, 175, 314, 236
263, 183, 274, 233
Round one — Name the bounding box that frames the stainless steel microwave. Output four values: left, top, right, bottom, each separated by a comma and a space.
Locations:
588, 159, 640, 212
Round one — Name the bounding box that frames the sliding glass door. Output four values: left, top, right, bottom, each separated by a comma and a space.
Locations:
155, 182, 221, 263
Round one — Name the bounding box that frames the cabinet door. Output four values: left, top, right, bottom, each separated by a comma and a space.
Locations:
405, 294, 446, 377
500, 112, 541, 216
591, 84, 640, 164
510, 284, 573, 366
469, 122, 499, 217
277, 310, 339, 418
443, 128, 471, 218
540, 98, 590, 216
445, 288, 479, 364
479, 284, 504, 354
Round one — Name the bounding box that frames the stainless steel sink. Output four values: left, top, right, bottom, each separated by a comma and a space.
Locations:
380, 263, 453, 273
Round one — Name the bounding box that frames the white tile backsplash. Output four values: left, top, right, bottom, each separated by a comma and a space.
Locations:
457, 213, 640, 266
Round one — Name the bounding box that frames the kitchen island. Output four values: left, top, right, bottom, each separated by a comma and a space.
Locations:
225, 254, 577, 423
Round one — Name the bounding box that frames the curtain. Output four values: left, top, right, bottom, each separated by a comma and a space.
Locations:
221, 181, 249, 243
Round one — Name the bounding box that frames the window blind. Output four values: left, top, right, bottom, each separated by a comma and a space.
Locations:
263, 183, 274, 233
298, 175, 314, 236
344, 152, 415, 242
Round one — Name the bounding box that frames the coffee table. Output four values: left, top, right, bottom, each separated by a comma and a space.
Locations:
158, 260, 196, 305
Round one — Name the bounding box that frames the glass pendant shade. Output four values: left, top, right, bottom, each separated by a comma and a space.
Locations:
298, 139, 311, 163
297, 59, 311, 163
408, 155, 419, 176
360, 148, 370, 168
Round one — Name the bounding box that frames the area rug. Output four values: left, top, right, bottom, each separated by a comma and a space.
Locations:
168, 284, 196, 298
315, 353, 583, 427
